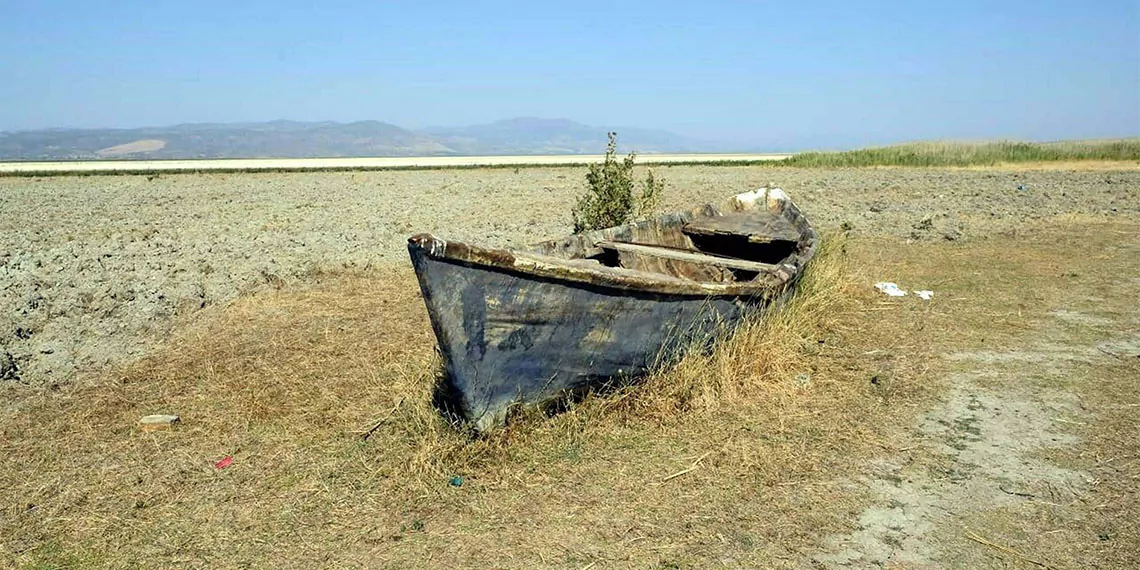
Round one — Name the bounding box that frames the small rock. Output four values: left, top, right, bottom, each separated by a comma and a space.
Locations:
0, 351, 19, 382
941, 227, 962, 241
139, 414, 180, 431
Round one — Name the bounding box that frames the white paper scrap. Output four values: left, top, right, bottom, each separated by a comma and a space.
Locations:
874, 282, 908, 297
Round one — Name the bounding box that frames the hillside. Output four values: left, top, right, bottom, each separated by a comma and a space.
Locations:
422, 117, 713, 155
0, 118, 717, 160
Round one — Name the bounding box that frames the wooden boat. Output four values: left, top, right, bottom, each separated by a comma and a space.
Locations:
408, 188, 817, 431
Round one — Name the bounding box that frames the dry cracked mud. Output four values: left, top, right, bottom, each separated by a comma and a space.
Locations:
2, 166, 1136, 388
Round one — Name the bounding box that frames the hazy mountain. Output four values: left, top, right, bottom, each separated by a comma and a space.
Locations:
0, 120, 449, 160
0, 118, 720, 160
422, 117, 717, 155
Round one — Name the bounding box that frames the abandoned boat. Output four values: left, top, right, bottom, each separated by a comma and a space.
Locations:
408, 188, 817, 431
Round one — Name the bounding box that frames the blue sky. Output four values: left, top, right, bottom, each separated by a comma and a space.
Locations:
1, 0, 1137, 149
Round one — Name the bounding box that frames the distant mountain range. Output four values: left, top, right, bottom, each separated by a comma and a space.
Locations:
0, 118, 722, 161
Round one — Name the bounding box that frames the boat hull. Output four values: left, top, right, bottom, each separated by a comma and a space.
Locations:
409, 246, 765, 431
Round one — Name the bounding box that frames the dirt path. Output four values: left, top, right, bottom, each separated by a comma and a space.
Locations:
815, 224, 1140, 568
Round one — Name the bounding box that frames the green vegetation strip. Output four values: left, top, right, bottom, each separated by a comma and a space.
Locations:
778, 139, 1140, 168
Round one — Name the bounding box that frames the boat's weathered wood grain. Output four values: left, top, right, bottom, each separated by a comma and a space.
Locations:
596, 241, 778, 272
412, 235, 792, 295
683, 212, 801, 244
531, 212, 697, 259
610, 248, 734, 282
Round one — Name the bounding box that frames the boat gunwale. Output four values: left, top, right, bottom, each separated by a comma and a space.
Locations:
408, 188, 817, 297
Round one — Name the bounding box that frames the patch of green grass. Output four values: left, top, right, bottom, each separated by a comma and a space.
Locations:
778, 139, 1140, 167
17, 540, 102, 570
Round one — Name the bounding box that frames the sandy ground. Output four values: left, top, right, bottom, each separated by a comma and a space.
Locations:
820, 282, 1139, 567
1, 165, 1136, 387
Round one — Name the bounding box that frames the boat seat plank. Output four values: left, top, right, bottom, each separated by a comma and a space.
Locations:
595, 241, 778, 272
683, 212, 800, 243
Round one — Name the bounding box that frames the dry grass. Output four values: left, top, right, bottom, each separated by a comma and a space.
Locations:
1, 234, 919, 568
843, 217, 1140, 568
1074, 355, 1140, 568
954, 159, 1140, 171
780, 139, 1140, 167
4, 218, 1137, 568
624, 236, 859, 420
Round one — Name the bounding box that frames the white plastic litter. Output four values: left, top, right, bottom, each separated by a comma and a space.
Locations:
874, 282, 908, 297
914, 290, 934, 301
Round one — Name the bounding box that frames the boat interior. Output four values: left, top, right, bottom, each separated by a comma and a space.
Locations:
528, 205, 806, 284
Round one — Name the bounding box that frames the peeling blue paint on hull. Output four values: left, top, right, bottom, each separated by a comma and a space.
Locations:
409, 248, 762, 431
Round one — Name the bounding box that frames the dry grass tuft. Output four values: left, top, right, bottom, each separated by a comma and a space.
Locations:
629, 234, 854, 419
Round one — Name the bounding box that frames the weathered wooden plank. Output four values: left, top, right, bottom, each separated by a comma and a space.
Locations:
610, 248, 735, 282
595, 241, 778, 272
683, 212, 800, 243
